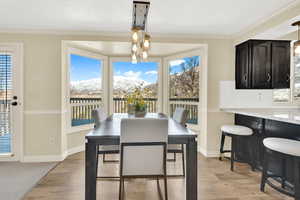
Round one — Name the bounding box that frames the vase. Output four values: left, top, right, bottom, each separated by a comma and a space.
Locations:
134, 110, 146, 117
127, 104, 135, 115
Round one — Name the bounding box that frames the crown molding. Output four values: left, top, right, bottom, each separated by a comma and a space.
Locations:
0, 28, 232, 40
233, 0, 300, 40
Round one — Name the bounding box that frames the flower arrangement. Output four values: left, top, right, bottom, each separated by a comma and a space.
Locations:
126, 84, 152, 116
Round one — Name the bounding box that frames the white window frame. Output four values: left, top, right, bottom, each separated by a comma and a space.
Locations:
66, 47, 108, 133
291, 40, 300, 104
108, 57, 163, 115
163, 49, 205, 130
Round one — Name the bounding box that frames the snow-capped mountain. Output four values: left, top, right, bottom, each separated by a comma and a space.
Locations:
71, 78, 102, 92
71, 77, 150, 93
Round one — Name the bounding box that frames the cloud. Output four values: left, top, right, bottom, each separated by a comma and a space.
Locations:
145, 70, 158, 75
169, 59, 185, 66
123, 70, 142, 79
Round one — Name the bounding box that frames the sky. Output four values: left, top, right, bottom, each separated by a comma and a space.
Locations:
70, 54, 200, 84
113, 61, 158, 84
70, 54, 102, 81
169, 56, 200, 75
70, 54, 158, 84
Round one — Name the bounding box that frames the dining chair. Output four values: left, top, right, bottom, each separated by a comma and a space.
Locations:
92, 108, 119, 179
119, 118, 168, 200
168, 107, 188, 176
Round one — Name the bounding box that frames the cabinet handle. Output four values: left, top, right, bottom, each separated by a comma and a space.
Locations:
267, 73, 271, 82
286, 74, 290, 82
244, 74, 247, 81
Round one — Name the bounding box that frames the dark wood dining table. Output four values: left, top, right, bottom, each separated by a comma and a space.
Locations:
85, 113, 198, 200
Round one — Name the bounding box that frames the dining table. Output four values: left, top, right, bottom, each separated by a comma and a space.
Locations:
85, 113, 198, 200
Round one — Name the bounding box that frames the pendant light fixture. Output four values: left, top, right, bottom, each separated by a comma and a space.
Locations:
131, 1, 151, 63
292, 21, 300, 55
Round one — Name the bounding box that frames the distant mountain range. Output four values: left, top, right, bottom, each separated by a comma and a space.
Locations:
71, 77, 151, 94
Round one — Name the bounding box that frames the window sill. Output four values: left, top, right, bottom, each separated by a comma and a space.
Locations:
67, 124, 94, 135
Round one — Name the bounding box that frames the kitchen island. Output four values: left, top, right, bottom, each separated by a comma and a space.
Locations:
222, 108, 300, 188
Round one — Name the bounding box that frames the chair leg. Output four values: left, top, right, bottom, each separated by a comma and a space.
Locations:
281, 158, 286, 189
119, 177, 124, 200
96, 146, 99, 177
173, 153, 176, 161
260, 149, 269, 192
230, 136, 235, 171
164, 176, 168, 200
181, 144, 185, 177
103, 153, 106, 162
219, 133, 226, 161
248, 138, 255, 171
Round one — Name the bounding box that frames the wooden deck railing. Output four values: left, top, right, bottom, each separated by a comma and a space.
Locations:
113, 98, 157, 113
169, 98, 199, 124
70, 97, 199, 126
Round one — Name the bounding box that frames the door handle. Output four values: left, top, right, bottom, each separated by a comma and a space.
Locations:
11, 102, 18, 106
244, 74, 247, 81
267, 73, 271, 82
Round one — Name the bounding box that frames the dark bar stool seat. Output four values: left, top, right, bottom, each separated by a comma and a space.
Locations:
219, 125, 254, 171
261, 138, 300, 200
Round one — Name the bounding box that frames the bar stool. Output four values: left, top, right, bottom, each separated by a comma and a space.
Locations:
261, 138, 300, 200
219, 125, 254, 171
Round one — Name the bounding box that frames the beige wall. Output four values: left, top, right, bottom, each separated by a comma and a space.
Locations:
0, 32, 236, 160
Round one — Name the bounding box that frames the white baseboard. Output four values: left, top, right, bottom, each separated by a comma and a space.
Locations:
21, 145, 85, 163
22, 154, 66, 163
198, 146, 219, 158
66, 145, 85, 156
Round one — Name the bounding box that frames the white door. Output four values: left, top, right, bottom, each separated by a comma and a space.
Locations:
0, 44, 23, 161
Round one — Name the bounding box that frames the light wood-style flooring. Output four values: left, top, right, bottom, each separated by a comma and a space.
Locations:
23, 152, 292, 200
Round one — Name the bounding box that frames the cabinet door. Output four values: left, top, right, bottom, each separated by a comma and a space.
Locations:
271, 42, 290, 89
251, 41, 272, 89
235, 43, 249, 89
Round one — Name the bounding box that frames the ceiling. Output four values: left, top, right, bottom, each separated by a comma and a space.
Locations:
0, 0, 299, 37
69, 41, 203, 56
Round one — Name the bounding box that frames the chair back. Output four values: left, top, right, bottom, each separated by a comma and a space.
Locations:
120, 118, 168, 176
91, 107, 107, 128
173, 107, 188, 125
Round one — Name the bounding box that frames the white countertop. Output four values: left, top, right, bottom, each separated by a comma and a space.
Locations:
222, 108, 300, 125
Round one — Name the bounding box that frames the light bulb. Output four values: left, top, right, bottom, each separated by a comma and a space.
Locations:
143, 40, 150, 49
132, 44, 138, 52
142, 51, 148, 59
132, 31, 138, 42
143, 34, 151, 49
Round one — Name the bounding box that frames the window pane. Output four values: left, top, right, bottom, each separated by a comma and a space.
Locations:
69, 54, 102, 126
169, 56, 200, 99
169, 56, 200, 124
112, 61, 158, 113
294, 54, 300, 98
0, 54, 12, 153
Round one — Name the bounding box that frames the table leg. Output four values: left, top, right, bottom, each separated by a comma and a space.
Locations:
86, 142, 97, 200
186, 138, 197, 200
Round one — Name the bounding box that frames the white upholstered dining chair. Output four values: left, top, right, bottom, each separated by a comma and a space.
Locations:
119, 118, 168, 200
168, 107, 188, 176
91, 108, 119, 178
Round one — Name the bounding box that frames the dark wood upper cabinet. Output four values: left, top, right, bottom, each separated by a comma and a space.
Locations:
251, 41, 272, 89
235, 42, 249, 89
271, 42, 290, 89
235, 40, 290, 89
